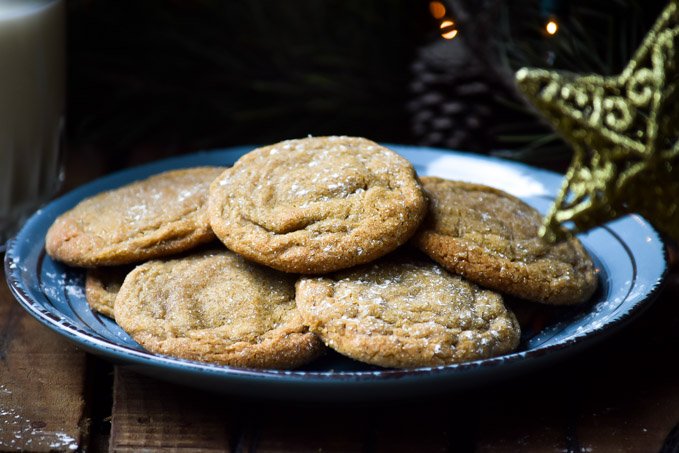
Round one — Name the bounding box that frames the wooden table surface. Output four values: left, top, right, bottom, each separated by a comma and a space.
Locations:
2, 151, 679, 452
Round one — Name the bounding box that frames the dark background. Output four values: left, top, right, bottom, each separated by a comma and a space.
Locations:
64, 0, 666, 173
66, 0, 429, 171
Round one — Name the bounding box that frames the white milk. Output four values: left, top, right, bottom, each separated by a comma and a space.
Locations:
0, 0, 64, 244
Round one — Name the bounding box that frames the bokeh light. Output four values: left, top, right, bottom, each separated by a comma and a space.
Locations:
440, 19, 458, 40
429, 1, 446, 20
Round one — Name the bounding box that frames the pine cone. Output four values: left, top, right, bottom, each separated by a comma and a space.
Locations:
409, 39, 497, 153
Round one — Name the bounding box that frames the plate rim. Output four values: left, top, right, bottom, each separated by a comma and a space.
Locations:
3, 145, 669, 387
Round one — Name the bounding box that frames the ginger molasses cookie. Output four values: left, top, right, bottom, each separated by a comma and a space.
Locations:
296, 254, 520, 368
85, 266, 131, 318
114, 249, 324, 369
414, 178, 598, 305
208, 136, 427, 273
46, 167, 224, 267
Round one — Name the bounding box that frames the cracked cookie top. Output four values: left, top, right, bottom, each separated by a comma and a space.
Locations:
46, 167, 224, 267
295, 252, 520, 368
85, 266, 131, 318
208, 136, 427, 273
114, 249, 324, 369
414, 177, 598, 305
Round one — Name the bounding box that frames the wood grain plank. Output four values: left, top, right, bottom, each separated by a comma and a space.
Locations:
475, 250, 679, 452
576, 379, 679, 453
235, 407, 366, 453
0, 279, 87, 452
233, 399, 456, 453
474, 382, 573, 453
576, 270, 679, 452
372, 404, 453, 453
109, 367, 232, 452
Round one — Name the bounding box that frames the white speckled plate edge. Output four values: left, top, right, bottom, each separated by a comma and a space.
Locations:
3, 145, 668, 401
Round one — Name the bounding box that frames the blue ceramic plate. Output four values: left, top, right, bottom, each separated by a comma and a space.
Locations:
4, 145, 668, 401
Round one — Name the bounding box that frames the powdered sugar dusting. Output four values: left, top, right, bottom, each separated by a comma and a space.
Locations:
299, 258, 519, 367
0, 406, 78, 451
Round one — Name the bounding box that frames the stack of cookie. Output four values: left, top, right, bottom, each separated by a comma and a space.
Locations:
45, 136, 597, 369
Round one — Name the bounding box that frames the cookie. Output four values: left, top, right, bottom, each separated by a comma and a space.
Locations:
46, 167, 224, 267
208, 136, 427, 273
85, 266, 131, 318
114, 249, 324, 369
414, 178, 598, 305
296, 254, 520, 368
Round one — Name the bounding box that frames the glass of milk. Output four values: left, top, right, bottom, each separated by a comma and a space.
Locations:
0, 0, 65, 250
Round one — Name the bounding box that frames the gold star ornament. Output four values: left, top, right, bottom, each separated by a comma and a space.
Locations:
516, 0, 679, 243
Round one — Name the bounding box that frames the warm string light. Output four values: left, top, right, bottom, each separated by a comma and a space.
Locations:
428, 1, 446, 19
429, 2, 560, 40
428, 1, 459, 40
439, 19, 458, 40
545, 18, 559, 36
